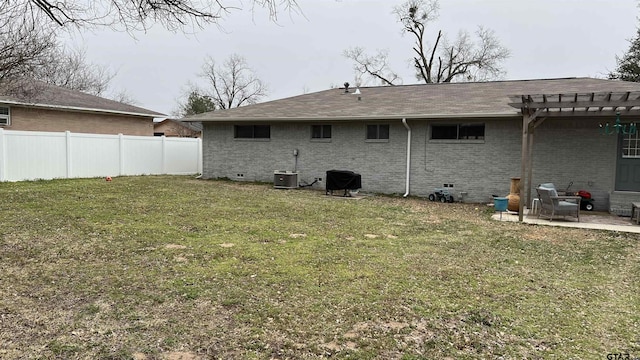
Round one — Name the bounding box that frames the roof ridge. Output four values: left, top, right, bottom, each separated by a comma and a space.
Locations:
348, 77, 592, 91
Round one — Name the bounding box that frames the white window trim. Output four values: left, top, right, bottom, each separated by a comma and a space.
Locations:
622, 131, 640, 158
0, 106, 9, 126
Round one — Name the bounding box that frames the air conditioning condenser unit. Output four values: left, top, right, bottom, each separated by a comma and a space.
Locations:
274, 171, 298, 189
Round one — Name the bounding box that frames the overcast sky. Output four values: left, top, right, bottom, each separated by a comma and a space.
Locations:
63, 0, 639, 116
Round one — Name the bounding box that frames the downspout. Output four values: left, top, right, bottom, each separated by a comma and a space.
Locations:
402, 118, 411, 197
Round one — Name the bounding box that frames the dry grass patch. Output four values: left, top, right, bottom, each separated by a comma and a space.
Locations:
0, 176, 638, 359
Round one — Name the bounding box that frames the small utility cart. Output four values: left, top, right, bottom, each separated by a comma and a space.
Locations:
428, 188, 455, 203
558, 182, 595, 211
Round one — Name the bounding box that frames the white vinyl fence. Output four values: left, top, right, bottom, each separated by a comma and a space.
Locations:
0, 129, 202, 182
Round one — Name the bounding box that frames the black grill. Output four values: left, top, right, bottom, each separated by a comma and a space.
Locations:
325, 170, 362, 196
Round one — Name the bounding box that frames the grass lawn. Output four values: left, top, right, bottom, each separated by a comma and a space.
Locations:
0, 176, 638, 359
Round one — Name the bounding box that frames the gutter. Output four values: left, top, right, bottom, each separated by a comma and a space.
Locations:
402, 118, 411, 198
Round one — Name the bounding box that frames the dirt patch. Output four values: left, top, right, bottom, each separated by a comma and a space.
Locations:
321, 341, 342, 351
364, 234, 379, 239
343, 331, 358, 338
219, 243, 235, 248
165, 244, 187, 249
132, 351, 201, 360
165, 352, 201, 360
344, 341, 357, 350
383, 321, 409, 331
289, 233, 307, 238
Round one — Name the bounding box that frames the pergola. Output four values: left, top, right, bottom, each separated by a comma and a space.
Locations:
508, 91, 640, 221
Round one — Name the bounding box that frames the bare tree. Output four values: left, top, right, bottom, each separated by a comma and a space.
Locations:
199, 54, 267, 110
345, 0, 510, 85
0, 1, 117, 97
33, 46, 115, 96
0, 3, 58, 88
24, 0, 300, 31
343, 47, 401, 86
109, 89, 138, 105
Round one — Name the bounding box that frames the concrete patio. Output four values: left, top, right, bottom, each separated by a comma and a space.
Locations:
492, 208, 640, 233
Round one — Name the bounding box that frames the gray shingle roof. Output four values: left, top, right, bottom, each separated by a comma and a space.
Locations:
0, 81, 165, 118
184, 77, 640, 122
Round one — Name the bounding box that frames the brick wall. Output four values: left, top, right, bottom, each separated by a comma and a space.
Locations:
5, 106, 154, 136
202, 118, 624, 207
154, 121, 201, 137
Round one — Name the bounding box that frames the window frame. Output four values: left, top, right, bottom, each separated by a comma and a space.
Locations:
0, 106, 10, 126
233, 124, 271, 140
311, 124, 332, 141
430, 123, 485, 142
622, 130, 640, 158
365, 124, 390, 142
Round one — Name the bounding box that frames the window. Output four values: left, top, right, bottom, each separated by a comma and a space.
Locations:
366, 124, 389, 140
622, 131, 640, 158
234, 125, 270, 139
311, 125, 331, 139
431, 123, 484, 140
0, 106, 9, 126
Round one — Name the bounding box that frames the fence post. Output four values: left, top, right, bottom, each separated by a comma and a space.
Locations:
198, 137, 203, 174
161, 135, 166, 174
119, 133, 124, 176
65, 130, 72, 179
0, 128, 5, 181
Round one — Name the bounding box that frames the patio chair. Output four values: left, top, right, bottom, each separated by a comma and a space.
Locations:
536, 185, 581, 222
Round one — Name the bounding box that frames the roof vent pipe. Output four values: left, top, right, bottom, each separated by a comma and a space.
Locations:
402, 118, 411, 197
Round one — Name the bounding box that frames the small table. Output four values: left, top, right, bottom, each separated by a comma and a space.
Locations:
632, 202, 640, 224
530, 198, 540, 216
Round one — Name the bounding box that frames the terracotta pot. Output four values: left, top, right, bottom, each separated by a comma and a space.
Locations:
506, 177, 520, 212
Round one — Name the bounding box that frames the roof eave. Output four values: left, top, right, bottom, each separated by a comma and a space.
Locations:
0, 100, 165, 118
185, 112, 519, 122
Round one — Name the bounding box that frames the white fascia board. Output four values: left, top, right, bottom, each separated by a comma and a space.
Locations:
0, 100, 165, 118
188, 112, 519, 122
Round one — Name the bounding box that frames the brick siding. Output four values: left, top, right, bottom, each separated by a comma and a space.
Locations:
4, 106, 154, 136
202, 118, 625, 208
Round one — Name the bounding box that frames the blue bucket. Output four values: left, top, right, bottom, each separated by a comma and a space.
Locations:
494, 197, 508, 212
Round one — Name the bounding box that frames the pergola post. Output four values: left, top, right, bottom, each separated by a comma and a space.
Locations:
510, 90, 640, 222
518, 112, 534, 221
526, 124, 535, 212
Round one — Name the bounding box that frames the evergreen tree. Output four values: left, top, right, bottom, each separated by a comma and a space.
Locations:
178, 90, 216, 117
609, 28, 640, 82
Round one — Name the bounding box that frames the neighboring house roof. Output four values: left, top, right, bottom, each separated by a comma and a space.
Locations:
155, 119, 203, 132
0, 80, 165, 118
184, 77, 640, 122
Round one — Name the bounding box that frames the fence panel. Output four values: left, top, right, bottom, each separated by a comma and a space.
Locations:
3, 130, 67, 181
122, 135, 164, 175
0, 129, 202, 182
70, 132, 121, 178
165, 137, 202, 175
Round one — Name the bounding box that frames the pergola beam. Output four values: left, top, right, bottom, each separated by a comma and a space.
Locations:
509, 90, 640, 222
508, 100, 640, 109
531, 110, 640, 118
